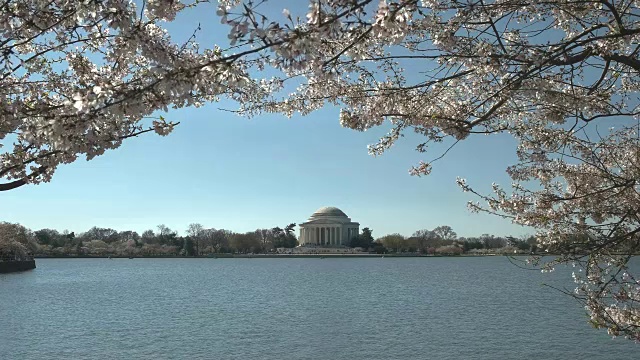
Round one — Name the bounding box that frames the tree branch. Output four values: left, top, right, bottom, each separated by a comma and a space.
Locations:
0, 166, 47, 192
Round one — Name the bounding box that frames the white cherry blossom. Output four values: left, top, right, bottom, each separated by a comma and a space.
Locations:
215, 0, 640, 340
3, 0, 640, 340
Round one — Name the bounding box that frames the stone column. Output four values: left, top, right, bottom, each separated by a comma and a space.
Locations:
332, 227, 335, 245
326, 227, 329, 245
326, 226, 331, 246
330, 227, 333, 245
329, 226, 336, 245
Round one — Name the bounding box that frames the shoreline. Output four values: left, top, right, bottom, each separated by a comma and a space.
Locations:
33, 253, 524, 259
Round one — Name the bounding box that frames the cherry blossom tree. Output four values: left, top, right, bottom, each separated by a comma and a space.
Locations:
214, 0, 640, 340
4, 0, 640, 340
0, 222, 37, 259
0, 0, 266, 191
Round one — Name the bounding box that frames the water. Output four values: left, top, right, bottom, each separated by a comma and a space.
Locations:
0, 257, 636, 359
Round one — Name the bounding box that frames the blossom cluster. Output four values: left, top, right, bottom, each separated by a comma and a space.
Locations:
3, 0, 640, 340
214, 0, 640, 339
0, 0, 261, 190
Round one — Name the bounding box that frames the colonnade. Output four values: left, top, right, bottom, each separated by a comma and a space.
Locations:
300, 226, 359, 246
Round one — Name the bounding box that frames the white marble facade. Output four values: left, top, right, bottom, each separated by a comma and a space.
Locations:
298, 207, 360, 246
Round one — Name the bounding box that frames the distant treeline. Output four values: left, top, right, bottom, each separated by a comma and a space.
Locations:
376, 226, 537, 255
30, 223, 300, 257
1, 221, 536, 258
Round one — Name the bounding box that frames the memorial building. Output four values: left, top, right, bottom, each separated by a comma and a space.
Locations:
298, 207, 359, 246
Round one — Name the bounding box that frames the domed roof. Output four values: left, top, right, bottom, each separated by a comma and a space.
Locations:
302, 206, 358, 225
311, 206, 348, 218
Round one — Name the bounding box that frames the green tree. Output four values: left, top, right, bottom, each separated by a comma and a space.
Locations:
360, 228, 373, 248
75, 240, 84, 256
350, 227, 374, 249
182, 237, 195, 256
80, 227, 119, 243
157, 225, 178, 246
34, 228, 62, 247
272, 224, 298, 249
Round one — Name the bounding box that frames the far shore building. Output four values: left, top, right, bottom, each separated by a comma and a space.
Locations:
298, 206, 360, 246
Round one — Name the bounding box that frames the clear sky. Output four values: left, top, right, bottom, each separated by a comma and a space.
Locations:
0, 2, 532, 239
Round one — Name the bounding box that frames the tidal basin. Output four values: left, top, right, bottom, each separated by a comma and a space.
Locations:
1, 257, 637, 359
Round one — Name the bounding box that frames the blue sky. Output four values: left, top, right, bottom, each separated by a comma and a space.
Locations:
0, 2, 531, 239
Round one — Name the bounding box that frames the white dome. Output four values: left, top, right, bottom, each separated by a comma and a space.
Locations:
310, 206, 348, 218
